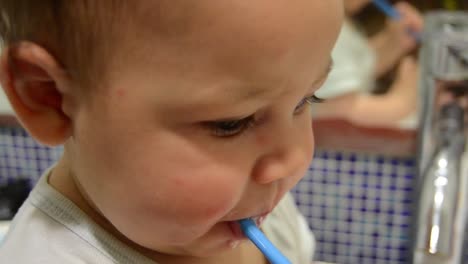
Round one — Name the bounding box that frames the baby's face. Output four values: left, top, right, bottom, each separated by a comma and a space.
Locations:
68, 0, 343, 258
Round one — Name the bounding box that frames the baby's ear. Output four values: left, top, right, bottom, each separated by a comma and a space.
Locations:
0, 42, 73, 146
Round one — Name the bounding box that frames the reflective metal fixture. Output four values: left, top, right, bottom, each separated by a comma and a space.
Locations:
414, 11, 468, 264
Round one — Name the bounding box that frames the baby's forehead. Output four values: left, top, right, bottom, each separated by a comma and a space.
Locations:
131, 1, 330, 63
100, 1, 342, 91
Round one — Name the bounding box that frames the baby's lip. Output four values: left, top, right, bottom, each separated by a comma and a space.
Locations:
227, 221, 245, 239
251, 213, 269, 227
227, 212, 270, 238
225, 209, 272, 222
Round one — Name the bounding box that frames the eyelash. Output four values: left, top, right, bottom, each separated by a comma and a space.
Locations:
204, 95, 324, 138
295, 94, 324, 111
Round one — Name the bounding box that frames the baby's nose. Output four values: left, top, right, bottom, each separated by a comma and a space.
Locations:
252, 147, 310, 184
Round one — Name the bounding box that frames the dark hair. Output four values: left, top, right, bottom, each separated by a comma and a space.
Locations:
0, 1, 127, 87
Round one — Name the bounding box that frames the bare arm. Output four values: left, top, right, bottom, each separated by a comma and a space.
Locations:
313, 57, 418, 128
369, 2, 423, 77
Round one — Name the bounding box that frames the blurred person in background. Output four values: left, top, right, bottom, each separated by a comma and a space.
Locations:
313, 0, 424, 129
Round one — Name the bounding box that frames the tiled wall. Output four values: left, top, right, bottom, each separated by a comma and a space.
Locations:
293, 150, 468, 264
1, 126, 467, 264
292, 150, 416, 264
0, 127, 62, 186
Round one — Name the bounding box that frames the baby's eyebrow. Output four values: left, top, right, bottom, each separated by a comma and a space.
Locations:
229, 57, 333, 102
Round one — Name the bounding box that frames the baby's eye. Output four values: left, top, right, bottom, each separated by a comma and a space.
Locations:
294, 95, 324, 114
203, 116, 255, 138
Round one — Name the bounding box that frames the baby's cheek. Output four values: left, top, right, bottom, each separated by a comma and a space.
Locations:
105, 173, 240, 246
169, 173, 242, 222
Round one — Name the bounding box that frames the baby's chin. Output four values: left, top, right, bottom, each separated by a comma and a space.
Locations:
155, 220, 250, 257
174, 216, 271, 257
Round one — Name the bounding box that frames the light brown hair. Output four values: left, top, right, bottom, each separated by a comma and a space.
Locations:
0, 1, 130, 88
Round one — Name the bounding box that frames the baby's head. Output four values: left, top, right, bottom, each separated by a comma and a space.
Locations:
0, 0, 343, 261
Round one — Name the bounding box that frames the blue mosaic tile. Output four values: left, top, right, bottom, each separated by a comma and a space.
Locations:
0, 127, 62, 185
292, 149, 468, 264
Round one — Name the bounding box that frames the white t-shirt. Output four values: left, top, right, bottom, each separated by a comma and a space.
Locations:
0, 168, 315, 263
315, 19, 376, 99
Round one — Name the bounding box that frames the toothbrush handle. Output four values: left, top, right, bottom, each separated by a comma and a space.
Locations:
239, 219, 292, 264
372, 0, 401, 19
372, 0, 422, 42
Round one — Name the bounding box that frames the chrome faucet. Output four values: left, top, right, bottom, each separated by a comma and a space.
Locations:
413, 11, 468, 264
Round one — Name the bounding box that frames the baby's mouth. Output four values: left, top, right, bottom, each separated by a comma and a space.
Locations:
227, 214, 269, 239
252, 214, 268, 227
227, 221, 245, 239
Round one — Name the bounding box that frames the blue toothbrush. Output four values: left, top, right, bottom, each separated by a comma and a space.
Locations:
238, 218, 291, 264
372, 0, 401, 19
372, 0, 421, 41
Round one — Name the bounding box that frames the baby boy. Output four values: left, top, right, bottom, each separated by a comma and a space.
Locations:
0, 1, 343, 263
